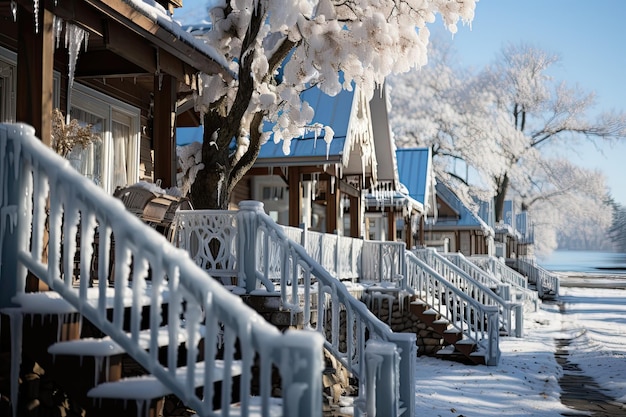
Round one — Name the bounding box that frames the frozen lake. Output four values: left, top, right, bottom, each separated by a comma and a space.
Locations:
539, 250, 626, 274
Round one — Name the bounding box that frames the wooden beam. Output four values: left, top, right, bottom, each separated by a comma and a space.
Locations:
288, 167, 302, 227
386, 208, 396, 242
75, 50, 148, 78
349, 195, 361, 238
338, 179, 360, 198
16, 3, 54, 145
326, 178, 340, 234
103, 18, 158, 74
86, 0, 230, 78
153, 73, 177, 188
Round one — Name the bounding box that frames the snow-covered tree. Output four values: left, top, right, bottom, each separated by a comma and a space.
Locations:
480, 43, 626, 221
609, 201, 626, 252
186, 0, 477, 209
389, 40, 625, 255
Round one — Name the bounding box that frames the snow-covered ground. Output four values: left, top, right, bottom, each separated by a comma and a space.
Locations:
413, 282, 626, 416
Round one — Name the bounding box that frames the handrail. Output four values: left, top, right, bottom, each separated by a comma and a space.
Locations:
441, 252, 511, 298
174, 204, 416, 416
468, 255, 539, 312
405, 251, 501, 365
281, 224, 405, 286
0, 123, 323, 417
415, 249, 522, 338
513, 257, 560, 299
242, 202, 416, 417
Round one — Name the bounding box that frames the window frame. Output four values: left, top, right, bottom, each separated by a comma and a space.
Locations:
69, 83, 140, 193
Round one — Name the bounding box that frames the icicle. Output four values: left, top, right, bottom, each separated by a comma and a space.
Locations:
94, 356, 104, 385
33, 0, 39, 33
65, 22, 86, 89
135, 400, 145, 417
158, 72, 163, 90
10, 0, 16, 22
53, 16, 63, 49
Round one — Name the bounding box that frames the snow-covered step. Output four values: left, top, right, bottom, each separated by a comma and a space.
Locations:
48, 326, 189, 357
212, 398, 283, 417
87, 360, 243, 400
7, 285, 167, 315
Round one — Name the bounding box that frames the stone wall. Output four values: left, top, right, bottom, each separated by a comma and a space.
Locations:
361, 290, 446, 355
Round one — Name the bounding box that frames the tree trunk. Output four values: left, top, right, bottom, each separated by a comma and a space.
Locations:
494, 173, 510, 222
190, 164, 231, 209
189, 113, 234, 210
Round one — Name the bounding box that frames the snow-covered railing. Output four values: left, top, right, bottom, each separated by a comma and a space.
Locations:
174, 203, 416, 416
245, 202, 416, 416
512, 257, 560, 300
0, 123, 323, 417
281, 225, 405, 286
405, 251, 501, 366
415, 248, 522, 338
280, 225, 362, 282
441, 252, 513, 299
469, 255, 539, 311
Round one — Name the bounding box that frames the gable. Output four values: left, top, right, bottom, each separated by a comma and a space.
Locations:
396, 148, 432, 205
257, 85, 376, 178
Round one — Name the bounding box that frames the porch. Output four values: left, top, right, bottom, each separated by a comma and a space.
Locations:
0, 123, 559, 416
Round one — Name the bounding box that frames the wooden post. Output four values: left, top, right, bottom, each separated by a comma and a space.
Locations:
405, 215, 414, 249
419, 215, 425, 247
327, 177, 340, 233
288, 167, 302, 227
16, 3, 54, 145
386, 207, 396, 242
153, 73, 177, 188
349, 194, 361, 238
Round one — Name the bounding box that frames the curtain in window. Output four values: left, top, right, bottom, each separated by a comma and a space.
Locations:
68, 107, 103, 185
112, 120, 130, 190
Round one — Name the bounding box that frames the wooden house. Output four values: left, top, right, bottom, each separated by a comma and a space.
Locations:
0, 0, 229, 193
376, 147, 436, 248
229, 83, 390, 238
426, 181, 495, 255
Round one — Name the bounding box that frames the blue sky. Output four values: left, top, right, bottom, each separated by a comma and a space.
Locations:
447, 0, 626, 205
174, 0, 626, 205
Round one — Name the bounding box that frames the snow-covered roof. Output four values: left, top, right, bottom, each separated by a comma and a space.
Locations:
123, 0, 231, 76
255, 85, 377, 180
433, 182, 493, 234
369, 85, 398, 185
396, 148, 432, 206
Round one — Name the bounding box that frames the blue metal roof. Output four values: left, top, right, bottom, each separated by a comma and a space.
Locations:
435, 182, 491, 231
396, 148, 431, 205
257, 86, 355, 161
176, 126, 204, 145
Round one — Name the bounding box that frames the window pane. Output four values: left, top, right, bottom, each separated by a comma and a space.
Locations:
68, 107, 104, 186
112, 120, 131, 190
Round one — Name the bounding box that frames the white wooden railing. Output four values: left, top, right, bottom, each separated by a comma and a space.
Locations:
173, 205, 416, 417
0, 123, 323, 417
415, 248, 523, 338
405, 251, 501, 365
468, 255, 539, 311
512, 257, 560, 299
281, 225, 406, 285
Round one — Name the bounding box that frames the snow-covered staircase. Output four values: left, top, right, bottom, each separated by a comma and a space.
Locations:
405, 251, 501, 366
0, 123, 323, 417
415, 248, 524, 338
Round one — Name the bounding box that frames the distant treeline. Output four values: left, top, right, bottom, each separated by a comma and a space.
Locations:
609, 203, 626, 253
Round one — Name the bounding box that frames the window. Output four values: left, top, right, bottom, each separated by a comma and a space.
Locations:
0, 48, 17, 123
0, 47, 60, 123
69, 84, 140, 193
